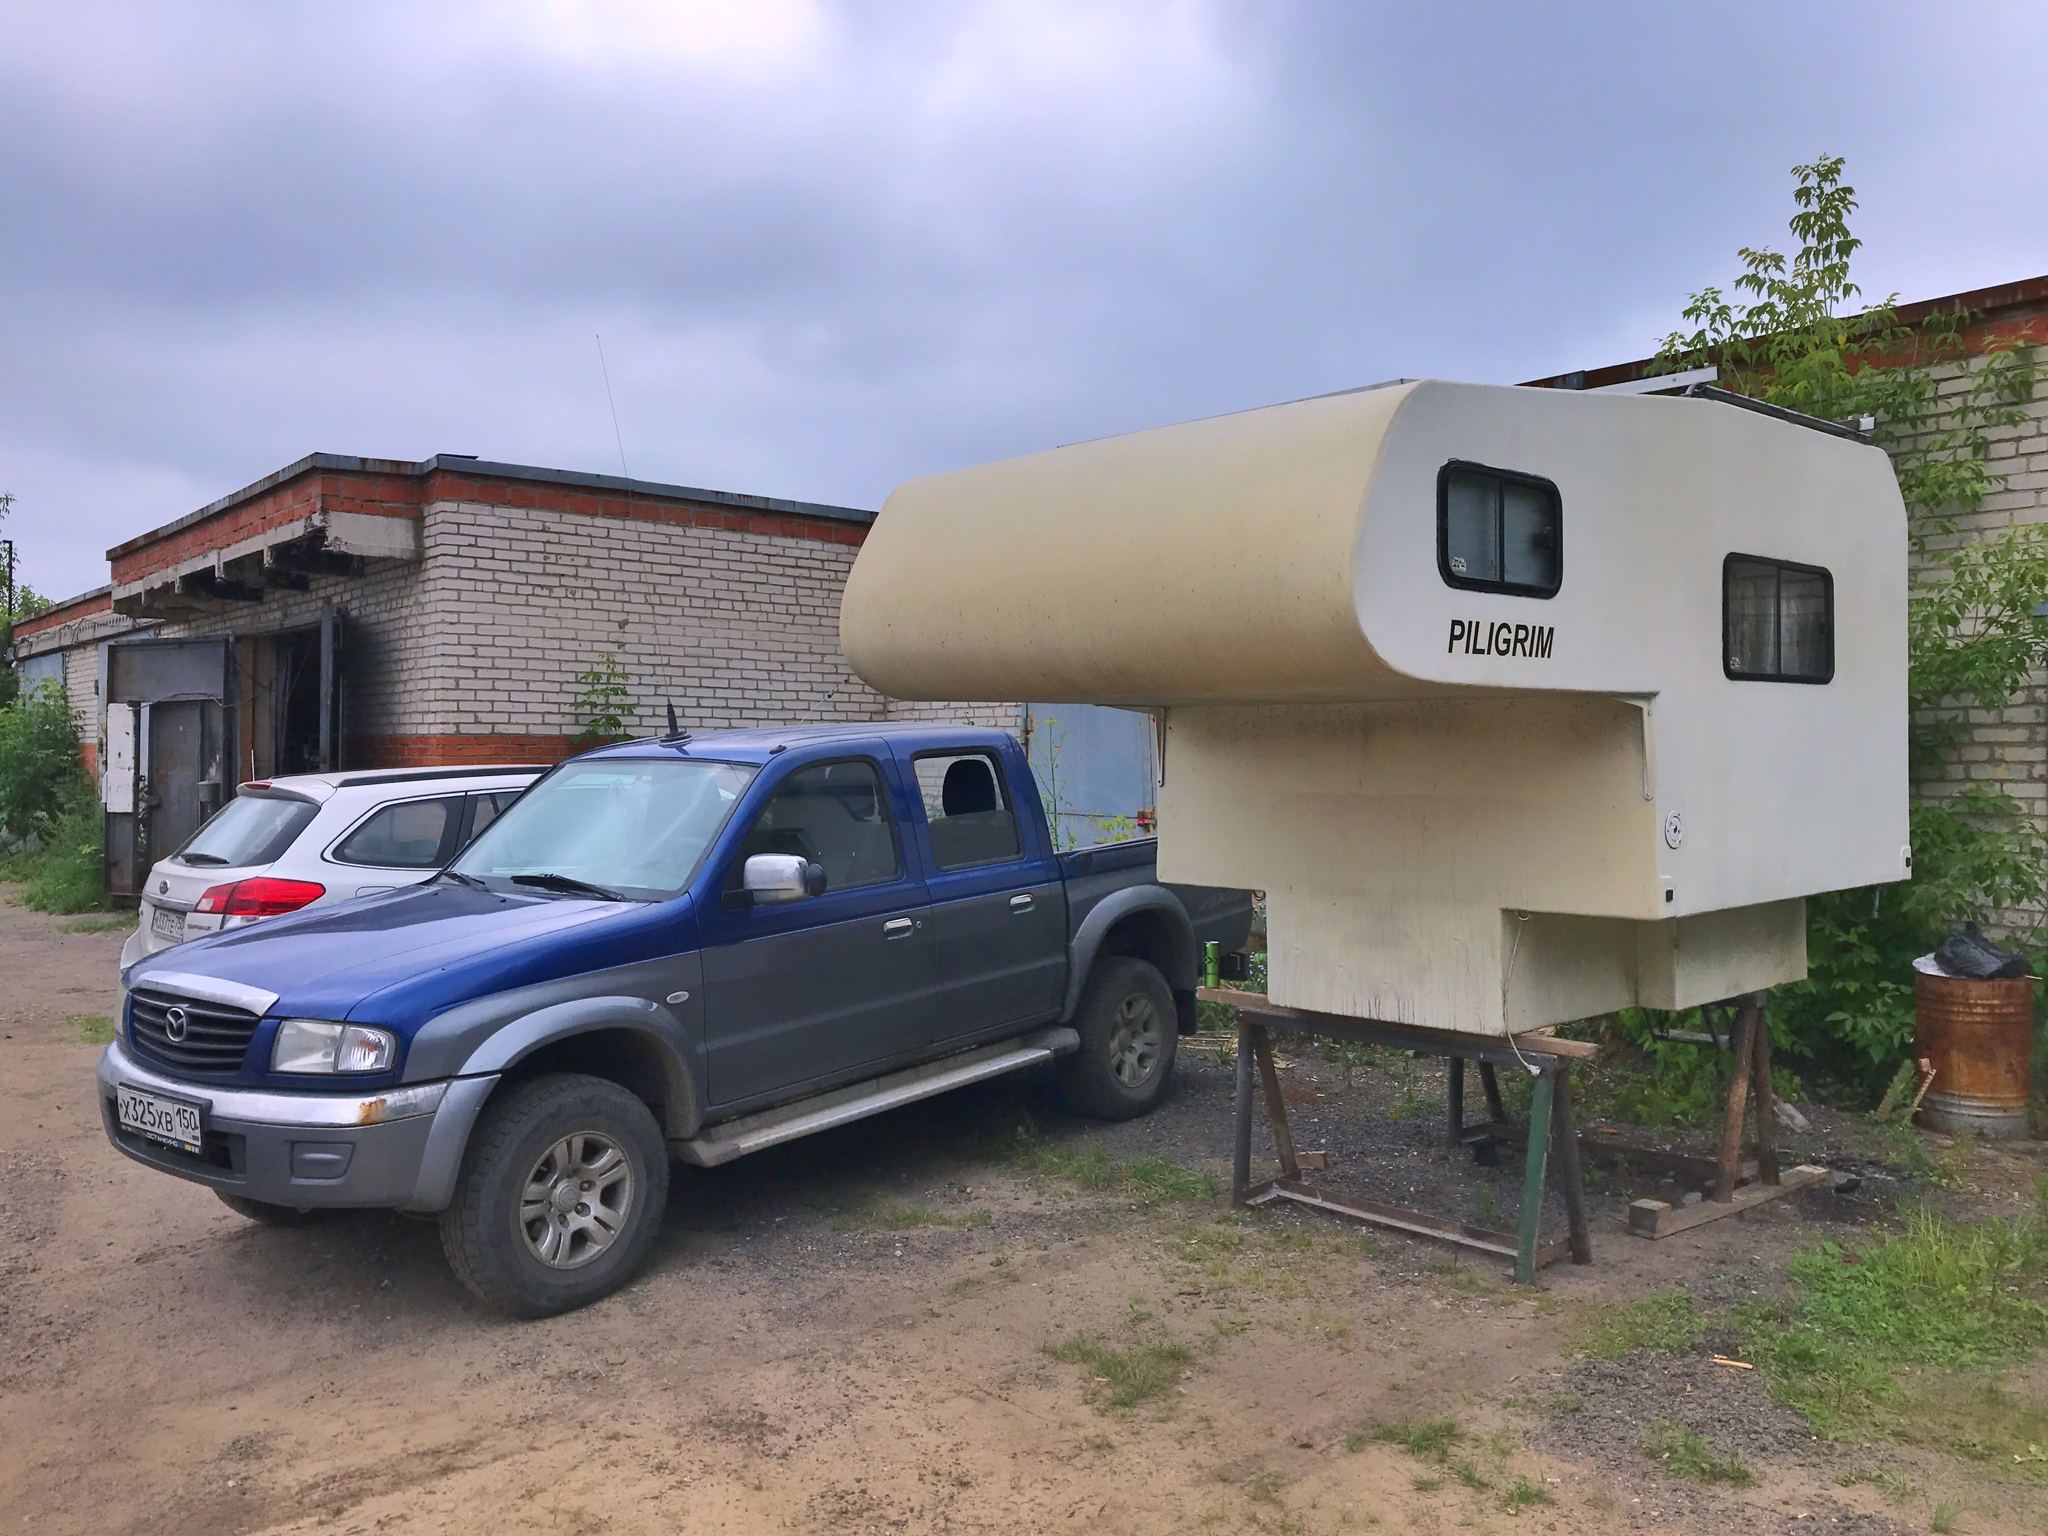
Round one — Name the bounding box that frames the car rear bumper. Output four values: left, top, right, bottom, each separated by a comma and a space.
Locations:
96, 1039, 498, 1213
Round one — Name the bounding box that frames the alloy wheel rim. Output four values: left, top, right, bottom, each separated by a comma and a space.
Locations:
520, 1130, 634, 1269
1107, 993, 1163, 1088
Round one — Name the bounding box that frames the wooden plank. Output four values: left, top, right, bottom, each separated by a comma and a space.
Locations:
1749, 1001, 1781, 1187
1193, 988, 1599, 1060
1250, 1025, 1301, 1180
1550, 1069, 1593, 1266
1714, 1002, 1758, 1202
1629, 1164, 1829, 1238
1558, 1135, 1758, 1186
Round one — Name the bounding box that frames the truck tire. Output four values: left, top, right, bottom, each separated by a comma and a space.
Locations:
438, 1073, 669, 1318
216, 1191, 325, 1226
1058, 956, 1179, 1120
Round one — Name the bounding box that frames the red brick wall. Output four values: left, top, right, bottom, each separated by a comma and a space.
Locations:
12, 589, 113, 638
110, 471, 422, 586
349, 732, 582, 768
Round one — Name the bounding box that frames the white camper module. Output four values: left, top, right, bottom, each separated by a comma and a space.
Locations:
843, 381, 1909, 1037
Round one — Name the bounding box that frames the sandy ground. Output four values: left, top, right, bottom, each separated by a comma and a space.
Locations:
2, 889, 2043, 1536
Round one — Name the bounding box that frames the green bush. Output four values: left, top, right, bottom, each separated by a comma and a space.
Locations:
0, 682, 83, 847
17, 776, 107, 913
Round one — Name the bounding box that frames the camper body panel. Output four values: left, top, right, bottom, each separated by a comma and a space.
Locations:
841, 380, 1908, 1036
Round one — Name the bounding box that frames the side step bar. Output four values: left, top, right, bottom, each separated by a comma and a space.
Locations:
673, 1026, 1080, 1168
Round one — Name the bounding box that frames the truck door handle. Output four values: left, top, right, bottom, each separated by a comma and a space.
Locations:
1009, 894, 1034, 913
882, 917, 916, 938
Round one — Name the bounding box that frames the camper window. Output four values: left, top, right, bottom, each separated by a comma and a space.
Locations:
1437, 463, 1561, 597
1723, 555, 1833, 684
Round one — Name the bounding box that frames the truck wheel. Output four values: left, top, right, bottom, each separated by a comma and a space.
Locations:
216, 1192, 325, 1226
1059, 956, 1178, 1120
438, 1073, 669, 1318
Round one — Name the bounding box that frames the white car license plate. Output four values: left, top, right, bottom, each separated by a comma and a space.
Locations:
149, 904, 186, 944
116, 1086, 205, 1153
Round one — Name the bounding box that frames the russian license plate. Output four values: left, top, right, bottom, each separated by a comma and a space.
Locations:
149, 904, 185, 944
116, 1085, 205, 1153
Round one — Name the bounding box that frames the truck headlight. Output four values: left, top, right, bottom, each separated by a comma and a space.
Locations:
273, 1019, 398, 1074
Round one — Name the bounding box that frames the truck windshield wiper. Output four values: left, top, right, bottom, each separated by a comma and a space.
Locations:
438, 868, 488, 890
508, 872, 627, 901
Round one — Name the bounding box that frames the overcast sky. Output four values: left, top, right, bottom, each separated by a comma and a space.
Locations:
4, 1, 2045, 601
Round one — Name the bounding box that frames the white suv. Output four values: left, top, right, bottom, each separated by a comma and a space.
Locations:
120, 765, 546, 970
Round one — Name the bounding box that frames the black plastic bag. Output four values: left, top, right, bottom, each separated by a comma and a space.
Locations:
1933, 921, 2032, 980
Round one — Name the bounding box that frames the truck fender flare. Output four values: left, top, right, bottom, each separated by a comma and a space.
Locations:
403, 1000, 698, 1216
1063, 885, 1199, 1022
456, 997, 701, 1136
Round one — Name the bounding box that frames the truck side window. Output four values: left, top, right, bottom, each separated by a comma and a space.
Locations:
1438, 462, 1561, 597
734, 758, 901, 892
1724, 554, 1833, 683
914, 752, 1023, 870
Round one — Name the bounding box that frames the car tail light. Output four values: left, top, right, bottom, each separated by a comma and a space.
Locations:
195, 876, 326, 917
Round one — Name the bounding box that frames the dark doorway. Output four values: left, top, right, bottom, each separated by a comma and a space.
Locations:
274, 626, 325, 775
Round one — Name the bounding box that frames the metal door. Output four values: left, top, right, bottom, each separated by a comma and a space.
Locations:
697, 755, 935, 1105
105, 637, 232, 894
1023, 703, 1157, 850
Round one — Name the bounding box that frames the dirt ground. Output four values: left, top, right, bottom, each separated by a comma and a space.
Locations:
4, 890, 2044, 1536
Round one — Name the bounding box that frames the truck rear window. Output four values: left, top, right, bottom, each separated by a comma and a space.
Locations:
177, 794, 318, 869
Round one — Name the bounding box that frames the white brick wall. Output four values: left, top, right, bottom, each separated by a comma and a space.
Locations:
1896, 353, 2048, 930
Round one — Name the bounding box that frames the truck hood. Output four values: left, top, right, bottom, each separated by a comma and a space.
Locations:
123, 883, 637, 1023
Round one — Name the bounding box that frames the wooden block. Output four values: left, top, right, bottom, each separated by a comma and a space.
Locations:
1628, 1165, 1829, 1239
1298, 1150, 1329, 1171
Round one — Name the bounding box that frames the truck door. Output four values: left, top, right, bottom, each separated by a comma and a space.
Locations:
698, 754, 936, 1105
907, 746, 1064, 1045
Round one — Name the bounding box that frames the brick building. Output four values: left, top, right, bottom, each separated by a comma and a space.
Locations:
10, 453, 1023, 896
1527, 274, 2048, 929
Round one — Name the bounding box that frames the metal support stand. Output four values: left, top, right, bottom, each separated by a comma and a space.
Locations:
1202, 988, 1595, 1285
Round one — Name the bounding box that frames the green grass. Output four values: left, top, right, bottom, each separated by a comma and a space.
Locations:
1837, 1465, 1915, 1504
68, 1013, 115, 1045
1930, 1498, 1964, 1533
1044, 1332, 1194, 1411
992, 1118, 1218, 1203
833, 1203, 992, 1234
61, 914, 132, 934
1574, 1291, 1705, 1360
1368, 1416, 1463, 1461
1640, 1421, 1754, 1486
1737, 1207, 2048, 1437
1500, 1476, 1553, 1510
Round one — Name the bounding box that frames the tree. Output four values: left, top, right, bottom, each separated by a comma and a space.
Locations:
1655, 156, 2046, 1089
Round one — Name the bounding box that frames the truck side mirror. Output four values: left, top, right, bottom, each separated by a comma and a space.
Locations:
741, 853, 824, 905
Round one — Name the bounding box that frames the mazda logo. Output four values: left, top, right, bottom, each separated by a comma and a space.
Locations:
163, 1006, 189, 1042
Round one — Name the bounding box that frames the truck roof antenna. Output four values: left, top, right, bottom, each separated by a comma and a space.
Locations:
661, 701, 691, 745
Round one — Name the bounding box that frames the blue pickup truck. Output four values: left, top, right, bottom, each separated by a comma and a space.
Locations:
99, 724, 1252, 1314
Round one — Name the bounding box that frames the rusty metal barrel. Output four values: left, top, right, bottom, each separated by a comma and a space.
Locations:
1913, 970, 2038, 1137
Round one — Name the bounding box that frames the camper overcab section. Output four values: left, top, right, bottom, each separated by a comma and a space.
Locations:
843, 380, 1908, 1037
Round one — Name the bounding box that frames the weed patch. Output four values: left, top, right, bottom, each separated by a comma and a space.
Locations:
61, 914, 131, 934
1739, 1207, 2048, 1437
1640, 1421, 1753, 1486
1574, 1291, 1706, 1360
993, 1119, 1217, 1204
1500, 1475, 1553, 1510
1044, 1332, 1193, 1412
68, 1013, 115, 1045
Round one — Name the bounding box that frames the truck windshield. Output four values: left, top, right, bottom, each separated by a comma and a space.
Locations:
446, 758, 756, 902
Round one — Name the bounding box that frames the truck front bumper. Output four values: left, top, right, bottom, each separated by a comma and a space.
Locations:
96, 1040, 499, 1213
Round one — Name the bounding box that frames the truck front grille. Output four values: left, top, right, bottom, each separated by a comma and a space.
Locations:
129, 987, 261, 1075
